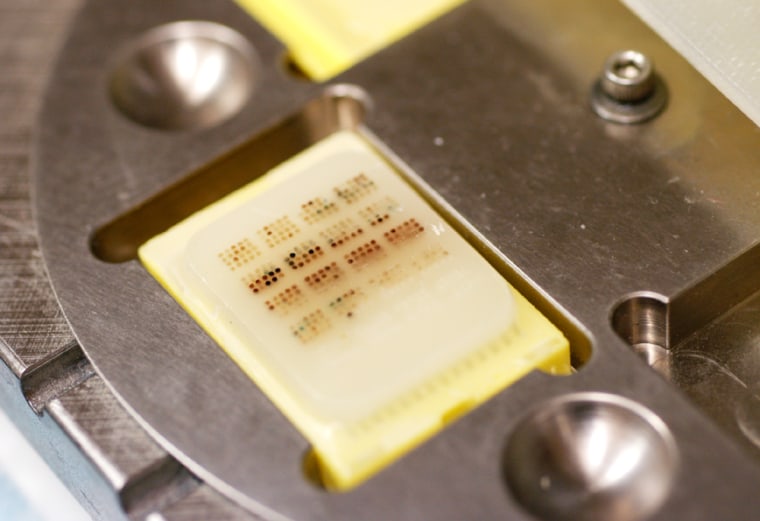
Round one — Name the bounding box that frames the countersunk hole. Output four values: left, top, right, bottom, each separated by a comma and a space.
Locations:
503, 392, 678, 521
108, 21, 260, 131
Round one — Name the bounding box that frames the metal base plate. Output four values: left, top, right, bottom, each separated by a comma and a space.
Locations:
7, 0, 760, 519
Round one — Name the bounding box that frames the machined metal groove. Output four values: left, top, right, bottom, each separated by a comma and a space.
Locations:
612, 242, 760, 462
150, 484, 264, 521
47, 375, 199, 519
120, 458, 199, 521
21, 339, 95, 413
612, 241, 760, 370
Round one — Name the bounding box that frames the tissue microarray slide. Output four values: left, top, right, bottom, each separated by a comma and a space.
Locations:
139, 131, 570, 490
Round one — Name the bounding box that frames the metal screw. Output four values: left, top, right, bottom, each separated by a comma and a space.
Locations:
602, 50, 655, 102
591, 50, 667, 124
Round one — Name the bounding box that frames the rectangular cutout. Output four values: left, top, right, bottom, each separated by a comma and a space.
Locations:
91, 92, 366, 263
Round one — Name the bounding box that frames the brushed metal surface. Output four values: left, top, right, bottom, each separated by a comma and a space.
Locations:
0, 2, 255, 520
48, 375, 181, 492
0, 0, 80, 376
22, 340, 95, 413
32, 0, 760, 519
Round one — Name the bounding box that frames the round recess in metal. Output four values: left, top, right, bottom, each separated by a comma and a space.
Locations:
591, 50, 667, 124
108, 21, 259, 131
503, 392, 678, 521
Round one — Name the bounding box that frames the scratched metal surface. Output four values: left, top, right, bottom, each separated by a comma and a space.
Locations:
0, 2, 262, 519
0, 0, 79, 376
47, 375, 181, 492
31, 0, 760, 519
10, 0, 760, 519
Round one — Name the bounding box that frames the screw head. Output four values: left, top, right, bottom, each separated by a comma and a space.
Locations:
591, 49, 667, 124
601, 50, 656, 102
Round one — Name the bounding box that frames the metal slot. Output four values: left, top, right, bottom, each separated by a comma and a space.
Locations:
90, 86, 368, 263
613, 243, 760, 460
21, 340, 95, 413
46, 375, 201, 519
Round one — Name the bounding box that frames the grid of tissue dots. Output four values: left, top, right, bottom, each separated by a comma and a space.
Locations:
215, 173, 448, 344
